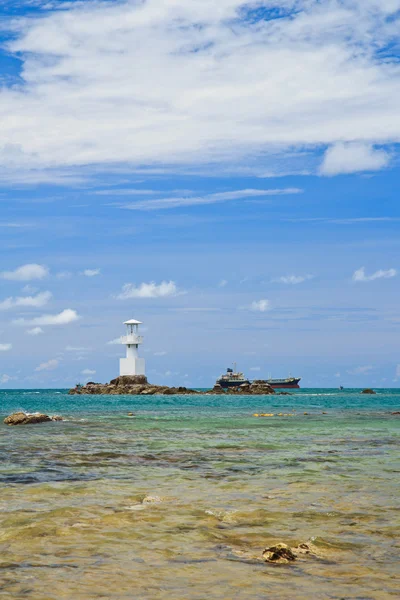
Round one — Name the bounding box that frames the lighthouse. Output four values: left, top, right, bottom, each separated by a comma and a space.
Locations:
119, 319, 146, 377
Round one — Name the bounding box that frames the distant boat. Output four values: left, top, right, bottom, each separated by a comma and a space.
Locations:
216, 365, 301, 389
216, 367, 250, 388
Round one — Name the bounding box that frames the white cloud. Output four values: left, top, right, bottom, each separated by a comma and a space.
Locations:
347, 365, 373, 375
274, 274, 313, 285
0, 291, 52, 310
119, 188, 302, 210
82, 269, 101, 277
250, 299, 270, 312
0, 343, 12, 351
352, 267, 397, 282
154, 351, 167, 356
0, 374, 13, 384
0, 264, 48, 281
56, 271, 73, 280
218, 279, 228, 288
320, 143, 390, 176
27, 327, 44, 336
13, 308, 80, 326
35, 358, 59, 372
0, 2, 399, 179
117, 281, 182, 299
81, 368, 96, 375
107, 337, 122, 345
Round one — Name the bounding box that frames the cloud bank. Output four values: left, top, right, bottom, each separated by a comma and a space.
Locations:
0, 1, 400, 178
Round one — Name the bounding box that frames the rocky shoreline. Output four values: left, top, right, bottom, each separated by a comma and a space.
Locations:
68, 375, 275, 396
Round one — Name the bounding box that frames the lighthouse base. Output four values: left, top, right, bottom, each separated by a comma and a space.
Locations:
119, 357, 146, 377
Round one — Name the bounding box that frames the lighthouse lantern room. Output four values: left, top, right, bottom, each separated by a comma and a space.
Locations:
119, 319, 146, 377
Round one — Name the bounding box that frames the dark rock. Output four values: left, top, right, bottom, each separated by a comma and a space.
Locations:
391, 411, 400, 415
262, 543, 297, 563
110, 375, 148, 386
361, 388, 376, 394
4, 412, 61, 426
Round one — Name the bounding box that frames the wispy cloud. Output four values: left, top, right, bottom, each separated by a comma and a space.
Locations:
117, 281, 182, 299
352, 267, 397, 282
0, 264, 48, 281
81, 269, 101, 277
95, 189, 160, 196
249, 300, 270, 312
13, 308, 80, 326
0, 343, 12, 352
107, 337, 122, 345
66, 346, 91, 352
0, 374, 13, 384
218, 279, 228, 288
35, 358, 59, 372
273, 275, 313, 285
26, 327, 44, 336
118, 189, 302, 211
0, 291, 52, 310
81, 368, 96, 375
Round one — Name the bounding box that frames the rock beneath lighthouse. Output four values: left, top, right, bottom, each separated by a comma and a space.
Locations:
110, 375, 148, 386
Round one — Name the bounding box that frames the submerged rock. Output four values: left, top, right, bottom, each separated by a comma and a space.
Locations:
4, 412, 62, 426
262, 543, 297, 563
361, 388, 376, 394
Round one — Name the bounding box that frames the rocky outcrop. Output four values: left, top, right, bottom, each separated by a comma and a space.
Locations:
4, 412, 63, 426
262, 543, 297, 563
69, 376, 201, 396
210, 380, 274, 395
361, 388, 376, 394
69, 376, 275, 395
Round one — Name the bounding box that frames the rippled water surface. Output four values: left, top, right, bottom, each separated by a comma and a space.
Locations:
0, 389, 399, 599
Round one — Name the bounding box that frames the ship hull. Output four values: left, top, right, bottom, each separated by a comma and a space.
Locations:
266, 379, 301, 389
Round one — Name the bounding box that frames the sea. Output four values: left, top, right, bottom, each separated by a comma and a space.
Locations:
0, 388, 399, 600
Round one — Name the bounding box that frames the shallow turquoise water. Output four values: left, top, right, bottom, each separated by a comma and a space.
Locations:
0, 389, 399, 599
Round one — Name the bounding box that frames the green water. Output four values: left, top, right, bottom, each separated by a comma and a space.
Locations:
0, 389, 399, 599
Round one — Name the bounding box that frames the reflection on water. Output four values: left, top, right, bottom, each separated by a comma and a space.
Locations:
0, 389, 399, 599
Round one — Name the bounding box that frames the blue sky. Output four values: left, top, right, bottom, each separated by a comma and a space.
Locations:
0, 0, 400, 388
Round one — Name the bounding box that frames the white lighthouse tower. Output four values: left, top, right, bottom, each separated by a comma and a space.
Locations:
119, 319, 146, 377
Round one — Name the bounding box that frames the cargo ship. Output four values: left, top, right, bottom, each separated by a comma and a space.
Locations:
216, 366, 301, 389
265, 377, 301, 389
